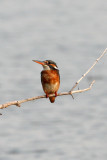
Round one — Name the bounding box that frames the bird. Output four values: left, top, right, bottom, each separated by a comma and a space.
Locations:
32, 60, 60, 103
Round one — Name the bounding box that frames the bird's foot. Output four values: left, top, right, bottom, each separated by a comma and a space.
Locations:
55, 92, 57, 97
46, 93, 49, 98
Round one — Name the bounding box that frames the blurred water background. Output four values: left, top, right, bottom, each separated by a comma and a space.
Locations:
0, 0, 107, 160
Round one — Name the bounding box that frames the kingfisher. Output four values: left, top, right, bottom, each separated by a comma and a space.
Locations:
32, 60, 60, 103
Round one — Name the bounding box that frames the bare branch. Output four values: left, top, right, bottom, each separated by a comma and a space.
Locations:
70, 48, 107, 92
0, 80, 95, 109
0, 48, 106, 111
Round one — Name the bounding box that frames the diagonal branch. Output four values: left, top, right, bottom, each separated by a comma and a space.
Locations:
0, 80, 95, 109
0, 48, 106, 111
70, 48, 107, 92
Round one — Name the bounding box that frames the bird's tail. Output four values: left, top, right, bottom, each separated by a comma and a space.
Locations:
49, 97, 55, 103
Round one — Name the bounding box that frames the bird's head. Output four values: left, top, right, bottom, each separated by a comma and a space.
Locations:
32, 60, 58, 70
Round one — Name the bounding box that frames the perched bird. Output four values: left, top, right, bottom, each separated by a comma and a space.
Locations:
32, 60, 60, 103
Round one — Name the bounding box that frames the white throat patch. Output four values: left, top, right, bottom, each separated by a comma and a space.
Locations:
43, 65, 51, 70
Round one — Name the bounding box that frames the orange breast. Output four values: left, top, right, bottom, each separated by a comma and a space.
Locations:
41, 70, 60, 94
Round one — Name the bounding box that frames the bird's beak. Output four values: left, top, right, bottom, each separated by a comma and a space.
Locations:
32, 60, 45, 66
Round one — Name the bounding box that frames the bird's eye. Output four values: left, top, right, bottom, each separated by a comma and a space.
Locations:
45, 61, 49, 64
47, 61, 50, 64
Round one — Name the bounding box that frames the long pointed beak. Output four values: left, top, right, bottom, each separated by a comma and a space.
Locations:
32, 60, 45, 65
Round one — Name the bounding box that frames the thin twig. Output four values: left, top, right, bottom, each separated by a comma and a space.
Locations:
70, 48, 107, 92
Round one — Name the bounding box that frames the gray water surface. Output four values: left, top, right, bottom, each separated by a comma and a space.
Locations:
0, 0, 107, 160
